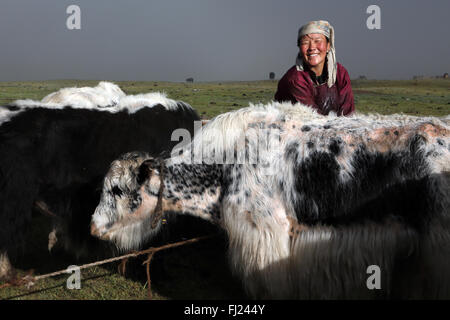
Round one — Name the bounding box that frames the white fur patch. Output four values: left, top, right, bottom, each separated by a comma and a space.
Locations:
41, 81, 125, 108
2, 81, 193, 125
0, 108, 21, 125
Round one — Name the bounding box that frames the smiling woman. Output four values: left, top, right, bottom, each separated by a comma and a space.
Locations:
275, 20, 354, 116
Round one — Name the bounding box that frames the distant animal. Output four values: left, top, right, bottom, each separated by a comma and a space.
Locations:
91, 102, 450, 299
0, 88, 200, 281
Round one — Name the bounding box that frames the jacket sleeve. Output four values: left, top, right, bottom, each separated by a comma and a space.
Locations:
275, 72, 315, 107
337, 66, 355, 116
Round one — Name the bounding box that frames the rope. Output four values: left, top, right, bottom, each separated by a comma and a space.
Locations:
2, 159, 213, 297
151, 160, 165, 229
0, 234, 217, 298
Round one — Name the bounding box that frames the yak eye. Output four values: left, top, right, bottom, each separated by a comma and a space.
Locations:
112, 186, 123, 197
129, 191, 142, 212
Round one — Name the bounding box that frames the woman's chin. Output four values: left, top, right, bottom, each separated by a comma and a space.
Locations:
305, 58, 324, 67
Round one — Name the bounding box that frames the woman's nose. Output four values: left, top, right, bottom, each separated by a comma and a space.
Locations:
306, 44, 314, 52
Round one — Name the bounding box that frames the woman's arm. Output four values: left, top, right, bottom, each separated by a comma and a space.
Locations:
275, 68, 315, 107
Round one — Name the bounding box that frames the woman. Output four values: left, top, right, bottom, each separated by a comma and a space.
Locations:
275, 20, 354, 116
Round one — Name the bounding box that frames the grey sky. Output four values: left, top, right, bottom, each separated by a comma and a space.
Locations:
0, 0, 449, 81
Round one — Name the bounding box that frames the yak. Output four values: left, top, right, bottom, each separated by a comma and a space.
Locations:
91, 102, 450, 299
0, 85, 200, 280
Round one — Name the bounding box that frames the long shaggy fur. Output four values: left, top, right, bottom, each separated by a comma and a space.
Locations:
0, 86, 200, 279
92, 101, 450, 299
40, 81, 125, 107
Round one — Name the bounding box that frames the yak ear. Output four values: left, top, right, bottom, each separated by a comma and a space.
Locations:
136, 160, 154, 185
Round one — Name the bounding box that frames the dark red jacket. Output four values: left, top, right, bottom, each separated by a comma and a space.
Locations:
274, 63, 354, 116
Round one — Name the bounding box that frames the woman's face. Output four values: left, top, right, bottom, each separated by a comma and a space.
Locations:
299, 33, 330, 70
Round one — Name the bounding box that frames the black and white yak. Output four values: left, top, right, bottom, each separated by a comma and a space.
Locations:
0, 85, 200, 280
91, 102, 450, 299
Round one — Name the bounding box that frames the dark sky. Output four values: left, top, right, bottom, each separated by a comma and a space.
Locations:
1, 0, 449, 81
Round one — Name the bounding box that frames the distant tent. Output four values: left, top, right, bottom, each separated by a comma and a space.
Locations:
186, 77, 194, 83
269, 72, 275, 80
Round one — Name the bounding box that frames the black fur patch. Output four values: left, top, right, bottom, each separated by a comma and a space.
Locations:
112, 186, 123, 197
328, 137, 343, 155
129, 191, 142, 212
5, 105, 21, 111
285, 142, 300, 163
137, 163, 152, 186
0, 103, 200, 256
301, 125, 311, 132
292, 139, 433, 230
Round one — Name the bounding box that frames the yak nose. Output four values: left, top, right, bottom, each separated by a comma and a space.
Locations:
90, 222, 102, 238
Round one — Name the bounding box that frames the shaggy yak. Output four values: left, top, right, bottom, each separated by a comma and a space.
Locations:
91, 102, 450, 299
0, 84, 199, 280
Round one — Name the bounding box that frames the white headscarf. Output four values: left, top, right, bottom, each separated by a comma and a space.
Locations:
295, 20, 336, 88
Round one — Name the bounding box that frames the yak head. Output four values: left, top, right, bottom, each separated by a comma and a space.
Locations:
90, 151, 165, 251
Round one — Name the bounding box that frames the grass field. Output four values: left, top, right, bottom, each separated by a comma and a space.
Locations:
0, 78, 449, 300
1, 78, 449, 118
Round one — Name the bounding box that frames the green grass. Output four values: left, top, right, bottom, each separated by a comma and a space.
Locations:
351, 79, 450, 116
0, 78, 449, 300
1, 78, 449, 118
